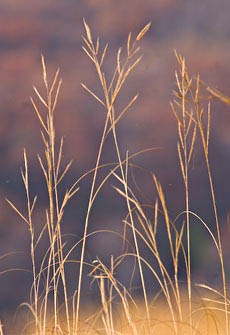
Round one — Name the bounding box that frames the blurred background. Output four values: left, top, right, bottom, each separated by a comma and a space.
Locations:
1, 0, 230, 326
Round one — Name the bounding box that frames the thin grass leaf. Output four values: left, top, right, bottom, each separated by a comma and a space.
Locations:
178, 123, 185, 151
96, 37, 99, 55
37, 154, 48, 184
175, 223, 185, 256
31, 196, 38, 214
172, 97, 182, 107
20, 168, 26, 188
106, 94, 139, 136
6, 199, 29, 224
41, 54, 48, 89
127, 55, 142, 75
206, 102, 211, 151
111, 68, 124, 100
113, 186, 135, 205
81, 83, 105, 106
188, 125, 197, 164
30, 97, 48, 133
184, 78, 192, 95
33, 86, 48, 108
34, 222, 48, 249
83, 19, 93, 44
153, 199, 158, 237
186, 111, 193, 137
50, 68, 60, 98
57, 161, 73, 186
116, 57, 142, 93
207, 86, 230, 105
82, 35, 93, 53
136, 22, 151, 41
112, 56, 141, 101
177, 142, 186, 182
82, 46, 95, 63
40, 131, 49, 150
174, 49, 182, 65
129, 46, 140, 58
108, 67, 118, 94
68, 186, 80, 199
127, 32, 132, 56
197, 284, 225, 298
100, 43, 109, 66
56, 137, 64, 178
117, 47, 122, 74
175, 71, 182, 95
52, 78, 62, 113
170, 102, 181, 125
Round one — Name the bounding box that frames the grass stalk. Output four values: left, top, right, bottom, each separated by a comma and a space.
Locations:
74, 21, 151, 333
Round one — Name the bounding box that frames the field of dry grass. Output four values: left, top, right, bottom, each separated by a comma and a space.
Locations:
1, 17, 230, 335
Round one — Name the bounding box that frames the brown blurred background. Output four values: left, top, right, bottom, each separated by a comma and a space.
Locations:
1, 0, 230, 323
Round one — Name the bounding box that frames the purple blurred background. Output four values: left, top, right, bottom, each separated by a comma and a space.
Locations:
1, 0, 230, 325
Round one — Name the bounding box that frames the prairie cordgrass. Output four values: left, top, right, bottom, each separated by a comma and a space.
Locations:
4, 21, 230, 334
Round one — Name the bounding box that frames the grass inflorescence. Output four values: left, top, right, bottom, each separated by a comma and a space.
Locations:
3, 21, 230, 335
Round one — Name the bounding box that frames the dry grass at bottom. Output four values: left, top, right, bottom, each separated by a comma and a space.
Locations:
12, 295, 227, 335
85, 299, 226, 335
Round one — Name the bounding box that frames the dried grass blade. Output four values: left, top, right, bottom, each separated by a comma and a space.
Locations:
96, 37, 99, 55
31, 195, 38, 214
100, 43, 108, 66
40, 131, 48, 149
81, 83, 105, 106
6, 199, 29, 224
176, 223, 185, 256
50, 68, 60, 98
170, 102, 180, 124
83, 19, 93, 44
33, 87, 48, 108
57, 161, 73, 186
30, 97, 48, 133
127, 32, 132, 56
113, 186, 134, 204
136, 22, 151, 41
206, 102, 211, 151
207, 86, 230, 105
188, 125, 197, 164
178, 123, 185, 151
117, 48, 122, 74
35, 222, 48, 249
56, 137, 64, 178
186, 111, 193, 137
174, 49, 183, 65
177, 143, 186, 182
82, 36, 93, 52
108, 67, 118, 94
82, 46, 95, 63
107, 94, 138, 135
20, 168, 26, 187
37, 154, 48, 183
175, 71, 182, 95
68, 186, 80, 199
41, 54, 48, 89
127, 56, 142, 74
52, 79, 62, 113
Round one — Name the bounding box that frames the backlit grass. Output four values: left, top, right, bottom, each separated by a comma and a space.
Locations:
3, 21, 230, 335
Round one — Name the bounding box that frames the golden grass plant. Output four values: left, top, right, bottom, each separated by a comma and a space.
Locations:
5, 21, 230, 335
